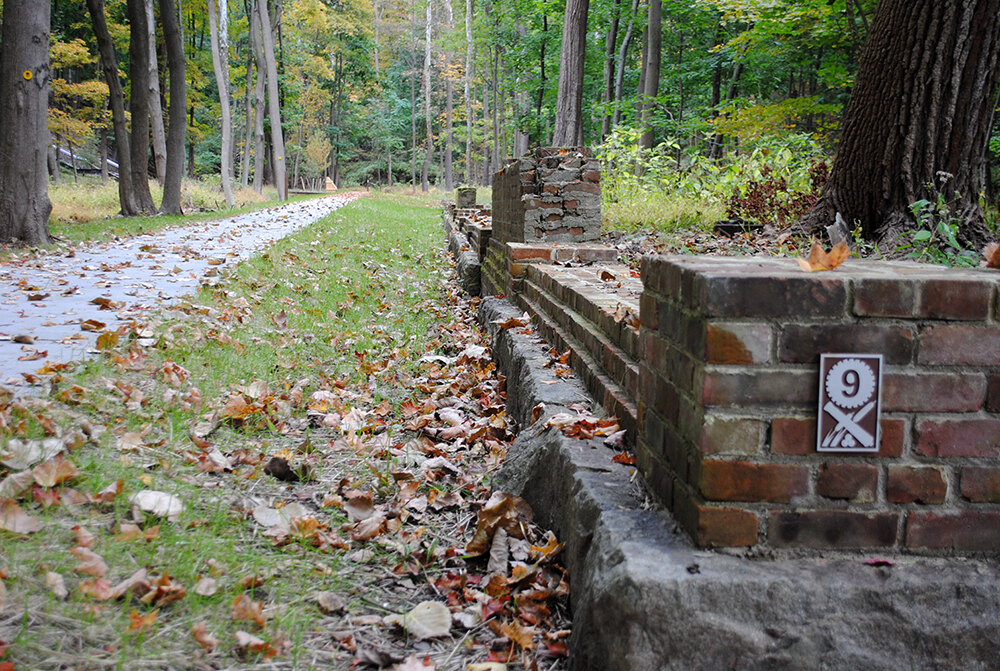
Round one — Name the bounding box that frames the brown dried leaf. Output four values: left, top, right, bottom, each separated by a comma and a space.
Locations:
383, 601, 452, 640
392, 653, 437, 670
140, 572, 186, 607
71, 547, 108, 578
32, 454, 80, 487
80, 319, 107, 332
984, 242, 1000, 268
194, 576, 219, 597
110, 569, 150, 600
315, 591, 346, 614
72, 525, 95, 547
45, 571, 69, 599
350, 513, 387, 542
0, 499, 42, 534
0, 471, 35, 499
128, 608, 159, 632
79, 578, 113, 600
797, 240, 850, 272
192, 621, 219, 650
234, 631, 278, 659
231, 593, 266, 628
343, 489, 375, 522
466, 492, 533, 556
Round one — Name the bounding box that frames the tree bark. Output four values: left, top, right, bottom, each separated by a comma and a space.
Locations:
551, 0, 589, 146
638, 0, 661, 152
464, 0, 474, 184
208, 0, 236, 207
421, 0, 433, 192
443, 0, 455, 189
0, 0, 52, 245
127, 0, 157, 213
146, 0, 168, 184
86, 0, 141, 216
158, 0, 186, 214
249, 1, 267, 193
799, 0, 1000, 247
256, 0, 288, 200
600, 0, 621, 140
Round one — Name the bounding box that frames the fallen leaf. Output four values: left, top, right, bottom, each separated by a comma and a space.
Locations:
194, 576, 219, 596
383, 601, 452, 640
45, 571, 69, 599
493, 314, 530, 330
192, 621, 219, 650
234, 631, 277, 659
612, 452, 637, 466
263, 456, 299, 482
0, 499, 42, 534
343, 489, 375, 522
140, 572, 186, 607
797, 240, 850, 272
466, 492, 533, 556
12, 334, 35, 344
128, 608, 159, 632
32, 454, 80, 487
350, 513, 387, 541
80, 319, 107, 332
393, 653, 436, 670
0, 471, 35, 499
72, 525, 95, 547
115, 523, 160, 542
315, 591, 346, 614
232, 594, 266, 628
129, 490, 183, 521
71, 546, 109, 578
983, 242, 1000, 269
110, 569, 150, 600
355, 646, 404, 667
467, 664, 508, 671
79, 578, 113, 600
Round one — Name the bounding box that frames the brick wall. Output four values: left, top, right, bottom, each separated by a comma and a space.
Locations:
638, 255, 1000, 554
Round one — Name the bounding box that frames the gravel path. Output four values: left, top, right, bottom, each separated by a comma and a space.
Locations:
0, 194, 362, 386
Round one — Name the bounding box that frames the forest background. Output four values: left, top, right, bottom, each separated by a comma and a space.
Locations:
13, 0, 1000, 238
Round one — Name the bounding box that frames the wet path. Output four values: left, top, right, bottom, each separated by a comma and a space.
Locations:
0, 194, 361, 386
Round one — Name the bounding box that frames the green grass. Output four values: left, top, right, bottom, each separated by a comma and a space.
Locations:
602, 188, 724, 234
1, 194, 457, 669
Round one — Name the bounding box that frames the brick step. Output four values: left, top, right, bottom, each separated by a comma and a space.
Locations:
525, 263, 641, 360
519, 283, 639, 441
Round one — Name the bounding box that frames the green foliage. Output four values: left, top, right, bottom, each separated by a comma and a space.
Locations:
899, 192, 980, 267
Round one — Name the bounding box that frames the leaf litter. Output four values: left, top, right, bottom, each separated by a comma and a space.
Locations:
0, 197, 571, 670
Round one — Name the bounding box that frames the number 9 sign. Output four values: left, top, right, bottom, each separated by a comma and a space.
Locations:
817, 354, 883, 452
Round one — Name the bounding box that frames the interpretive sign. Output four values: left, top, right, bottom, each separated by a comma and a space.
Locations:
817, 353, 882, 453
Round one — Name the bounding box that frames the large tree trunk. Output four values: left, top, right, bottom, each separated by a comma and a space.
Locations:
127, 0, 157, 213
159, 0, 186, 214
800, 0, 1000, 248
600, 0, 621, 140
0, 0, 52, 245
249, 2, 267, 194
86, 0, 141, 216
638, 0, 661, 152
256, 0, 287, 200
464, 0, 475, 184
208, 0, 235, 207
421, 0, 433, 192
443, 0, 455, 189
551, 0, 589, 146
146, 0, 168, 184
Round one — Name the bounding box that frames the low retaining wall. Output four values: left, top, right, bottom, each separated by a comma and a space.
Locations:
639, 255, 1000, 553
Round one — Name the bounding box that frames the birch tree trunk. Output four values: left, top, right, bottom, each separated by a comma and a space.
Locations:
208, 0, 236, 207
256, 0, 287, 200
145, 0, 168, 183
159, 0, 187, 214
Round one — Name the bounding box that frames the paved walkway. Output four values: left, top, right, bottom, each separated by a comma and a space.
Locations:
0, 194, 361, 387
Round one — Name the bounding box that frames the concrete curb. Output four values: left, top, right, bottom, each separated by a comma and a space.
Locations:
479, 296, 1000, 671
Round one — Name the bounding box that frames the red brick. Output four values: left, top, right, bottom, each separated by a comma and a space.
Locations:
887, 466, 947, 504
917, 279, 993, 320
508, 244, 553, 261
853, 278, 916, 317
698, 460, 809, 503
960, 467, 1000, 503
700, 416, 762, 455
640, 294, 659, 329
905, 511, 1000, 552
702, 275, 848, 319
919, 325, 1000, 366
778, 324, 914, 365
987, 374, 1000, 413
695, 506, 759, 547
916, 419, 1000, 458
702, 370, 817, 408
771, 417, 815, 456
771, 417, 904, 457
817, 463, 878, 502
769, 511, 900, 549
706, 323, 771, 365
882, 372, 986, 412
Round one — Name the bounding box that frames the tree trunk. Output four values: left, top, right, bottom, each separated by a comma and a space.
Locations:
443, 0, 455, 189
638, 0, 661, 152
600, 0, 621, 140
240, 57, 253, 187
464, 0, 474, 184
127, 0, 157, 213
535, 14, 547, 144
249, 2, 267, 194
86, 0, 140, 216
799, 0, 1000, 248
551, 0, 588, 146
208, 0, 236, 207
158, 0, 186, 214
146, 0, 168, 184
0, 0, 52, 245
421, 0, 433, 192
256, 0, 287, 200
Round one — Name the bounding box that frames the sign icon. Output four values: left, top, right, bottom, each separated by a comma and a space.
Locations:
817, 354, 882, 452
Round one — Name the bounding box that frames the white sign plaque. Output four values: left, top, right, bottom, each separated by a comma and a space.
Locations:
817, 353, 883, 453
